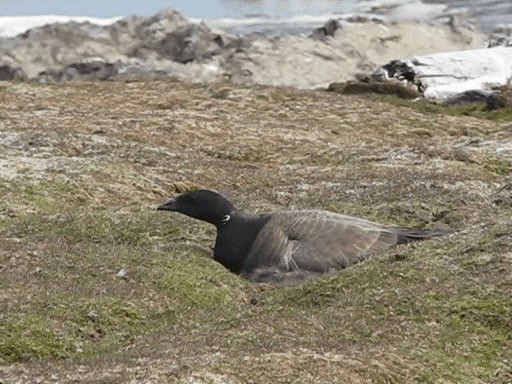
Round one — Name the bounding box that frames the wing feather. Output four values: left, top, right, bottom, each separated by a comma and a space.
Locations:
243, 210, 399, 275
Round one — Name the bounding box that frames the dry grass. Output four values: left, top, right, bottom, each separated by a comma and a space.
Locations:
0, 80, 511, 383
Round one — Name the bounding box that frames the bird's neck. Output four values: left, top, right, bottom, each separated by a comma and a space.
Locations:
213, 211, 269, 273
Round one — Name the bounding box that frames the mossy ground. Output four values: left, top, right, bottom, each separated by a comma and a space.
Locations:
0, 80, 511, 383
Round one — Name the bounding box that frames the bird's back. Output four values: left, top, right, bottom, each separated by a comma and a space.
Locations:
242, 210, 401, 277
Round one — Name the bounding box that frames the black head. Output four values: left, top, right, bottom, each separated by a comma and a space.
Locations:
157, 189, 236, 226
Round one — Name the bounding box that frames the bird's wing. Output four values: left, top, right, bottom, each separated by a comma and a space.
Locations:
244, 210, 399, 274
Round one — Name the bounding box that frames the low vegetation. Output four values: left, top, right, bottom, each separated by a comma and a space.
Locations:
0, 80, 511, 383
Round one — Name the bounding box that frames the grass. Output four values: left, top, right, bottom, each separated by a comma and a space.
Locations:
0, 80, 511, 383
483, 157, 512, 175
380, 95, 512, 121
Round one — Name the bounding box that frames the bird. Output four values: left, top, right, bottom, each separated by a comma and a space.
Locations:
157, 189, 448, 284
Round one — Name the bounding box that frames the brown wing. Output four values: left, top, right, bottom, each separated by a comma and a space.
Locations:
243, 210, 399, 275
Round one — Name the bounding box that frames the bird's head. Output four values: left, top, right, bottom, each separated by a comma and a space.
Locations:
157, 189, 235, 227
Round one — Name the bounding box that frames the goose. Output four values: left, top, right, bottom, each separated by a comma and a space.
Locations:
157, 189, 448, 284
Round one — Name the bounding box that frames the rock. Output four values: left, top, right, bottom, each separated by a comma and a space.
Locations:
0, 9, 202, 79
38, 59, 118, 82
444, 89, 492, 105
151, 22, 224, 63
66, 60, 117, 80
106, 9, 190, 53
372, 60, 416, 83
0, 64, 24, 80
486, 86, 512, 110
485, 37, 512, 48
219, 19, 485, 89
373, 46, 512, 100
2, 21, 121, 78
114, 11, 226, 64
130, 8, 189, 40
327, 79, 420, 99
116, 268, 128, 280
113, 64, 168, 81
223, 32, 262, 53
0, 8, 488, 89
310, 19, 340, 41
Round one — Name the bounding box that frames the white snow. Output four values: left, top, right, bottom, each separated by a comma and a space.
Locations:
405, 47, 512, 99
356, 0, 450, 22
0, 15, 121, 38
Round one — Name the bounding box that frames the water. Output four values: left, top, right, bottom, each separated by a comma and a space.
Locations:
0, 0, 356, 18
423, 0, 512, 32
0, 0, 510, 34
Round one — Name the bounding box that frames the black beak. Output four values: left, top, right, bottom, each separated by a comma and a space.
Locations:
157, 198, 177, 211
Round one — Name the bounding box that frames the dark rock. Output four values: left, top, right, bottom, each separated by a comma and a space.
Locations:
0, 8, 225, 79
327, 79, 420, 99
65, 61, 118, 80
224, 33, 263, 53
311, 19, 340, 41
444, 87, 512, 109
445, 90, 491, 105
112, 65, 168, 81
485, 37, 512, 48
372, 60, 416, 82
155, 22, 224, 63
38, 59, 118, 82
0, 65, 24, 81
486, 87, 512, 110
486, 94, 508, 110
346, 15, 385, 24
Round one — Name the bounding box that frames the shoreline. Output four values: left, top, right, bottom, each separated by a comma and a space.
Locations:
0, 9, 489, 91
1, 0, 511, 36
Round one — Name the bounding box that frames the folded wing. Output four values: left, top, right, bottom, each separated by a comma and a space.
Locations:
243, 210, 400, 274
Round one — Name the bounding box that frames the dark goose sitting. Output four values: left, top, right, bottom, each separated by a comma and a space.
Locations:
157, 189, 448, 284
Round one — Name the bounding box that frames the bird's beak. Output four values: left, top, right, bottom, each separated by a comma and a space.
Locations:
156, 198, 177, 211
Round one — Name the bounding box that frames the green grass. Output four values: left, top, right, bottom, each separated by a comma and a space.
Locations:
483, 157, 512, 175
380, 95, 512, 121
1, 202, 510, 380
0, 80, 511, 383
1, 315, 75, 362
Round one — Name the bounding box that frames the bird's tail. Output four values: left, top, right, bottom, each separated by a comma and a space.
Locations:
393, 227, 450, 244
